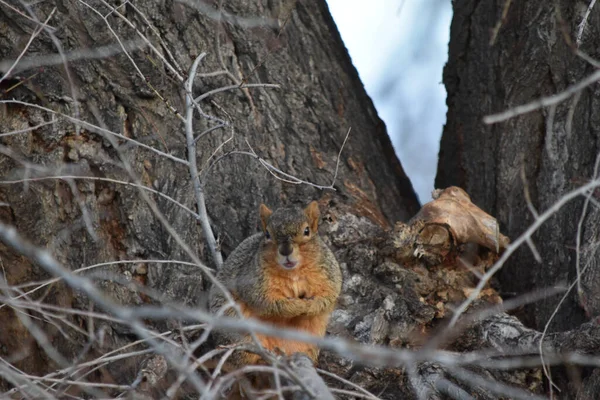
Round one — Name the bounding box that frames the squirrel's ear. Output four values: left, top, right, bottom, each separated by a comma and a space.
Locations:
304, 201, 320, 232
259, 203, 273, 231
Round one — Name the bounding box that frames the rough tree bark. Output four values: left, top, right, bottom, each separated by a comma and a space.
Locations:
2, 0, 599, 399
0, 0, 420, 397
438, 0, 600, 396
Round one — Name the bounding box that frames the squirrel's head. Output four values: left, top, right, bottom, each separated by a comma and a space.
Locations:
259, 201, 320, 270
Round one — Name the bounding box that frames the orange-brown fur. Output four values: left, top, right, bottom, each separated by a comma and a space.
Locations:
209, 201, 342, 371
238, 244, 335, 363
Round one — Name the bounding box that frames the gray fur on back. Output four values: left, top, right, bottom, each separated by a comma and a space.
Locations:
209, 233, 263, 310
208, 233, 263, 347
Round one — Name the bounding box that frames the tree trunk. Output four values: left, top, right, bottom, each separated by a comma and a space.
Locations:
0, 0, 419, 396
438, 0, 600, 396
4, 0, 600, 399
438, 0, 600, 331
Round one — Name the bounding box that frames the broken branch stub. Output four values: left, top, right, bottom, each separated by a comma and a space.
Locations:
394, 187, 510, 265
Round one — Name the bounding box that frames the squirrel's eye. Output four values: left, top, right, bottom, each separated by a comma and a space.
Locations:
265, 230, 271, 240
303, 227, 310, 236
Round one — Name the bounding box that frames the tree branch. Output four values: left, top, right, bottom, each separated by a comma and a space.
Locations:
185, 53, 223, 266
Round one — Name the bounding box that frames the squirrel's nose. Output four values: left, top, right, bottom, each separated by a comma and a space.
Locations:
278, 242, 293, 257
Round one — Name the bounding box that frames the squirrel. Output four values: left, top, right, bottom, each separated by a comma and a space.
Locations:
209, 201, 342, 368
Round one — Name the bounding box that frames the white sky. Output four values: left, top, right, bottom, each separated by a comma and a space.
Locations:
327, 0, 452, 204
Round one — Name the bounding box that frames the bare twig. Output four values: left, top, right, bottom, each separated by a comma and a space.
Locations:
18, 1, 81, 132
575, 152, 600, 304
185, 52, 223, 266
576, 0, 597, 47
448, 176, 600, 328
0, 259, 203, 312
0, 117, 57, 138
316, 368, 381, 400
483, 69, 600, 124
176, 0, 278, 29
0, 175, 200, 220
539, 150, 600, 395
126, 1, 185, 76
194, 82, 280, 103
287, 353, 332, 400
203, 127, 351, 191
0, 7, 55, 84
448, 367, 546, 400
565, 90, 582, 137
194, 123, 228, 143
0, 100, 189, 165
94, 0, 185, 82
0, 39, 147, 75
520, 164, 543, 263
0, 223, 210, 394
77, 0, 184, 121
489, 0, 512, 45
332, 127, 351, 188
544, 104, 558, 163
0, 0, 57, 31
3, 221, 600, 400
